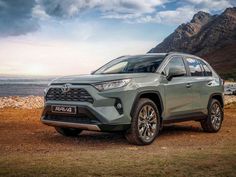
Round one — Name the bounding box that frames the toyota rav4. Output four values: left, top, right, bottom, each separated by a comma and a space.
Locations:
41, 52, 224, 145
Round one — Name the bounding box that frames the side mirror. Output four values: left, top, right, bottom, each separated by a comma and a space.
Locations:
166, 67, 185, 81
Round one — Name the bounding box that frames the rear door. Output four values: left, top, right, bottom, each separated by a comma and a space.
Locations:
184, 58, 207, 113
162, 56, 193, 119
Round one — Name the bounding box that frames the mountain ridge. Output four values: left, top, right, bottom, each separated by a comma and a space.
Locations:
149, 7, 236, 79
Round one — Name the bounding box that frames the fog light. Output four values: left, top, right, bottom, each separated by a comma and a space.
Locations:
116, 103, 122, 109
115, 99, 123, 114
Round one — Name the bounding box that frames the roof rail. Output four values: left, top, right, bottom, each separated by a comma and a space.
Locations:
167, 51, 188, 55
166, 52, 202, 59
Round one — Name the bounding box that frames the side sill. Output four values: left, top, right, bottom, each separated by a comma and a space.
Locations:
163, 113, 207, 124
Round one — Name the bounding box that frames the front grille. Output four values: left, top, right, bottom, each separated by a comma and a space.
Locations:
46, 88, 94, 103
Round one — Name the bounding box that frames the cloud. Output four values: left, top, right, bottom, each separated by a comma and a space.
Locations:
0, 0, 235, 37
135, 6, 198, 24
126, 0, 235, 24
37, 0, 168, 18
0, 0, 39, 36
185, 0, 233, 12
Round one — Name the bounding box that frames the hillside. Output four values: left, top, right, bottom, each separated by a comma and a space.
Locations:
149, 7, 236, 79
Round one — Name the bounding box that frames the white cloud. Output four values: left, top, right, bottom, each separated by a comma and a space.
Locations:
186, 0, 233, 11
156, 6, 199, 24
32, 4, 50, 20
121, 6, 198, 24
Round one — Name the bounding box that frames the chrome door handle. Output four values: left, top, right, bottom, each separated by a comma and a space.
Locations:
186, 83, 192, 88
207, 81, 213, 86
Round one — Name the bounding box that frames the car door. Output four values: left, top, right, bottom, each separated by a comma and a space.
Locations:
198, 59, 215, 113
161, 56, 193, 119
185, 58, 207, 113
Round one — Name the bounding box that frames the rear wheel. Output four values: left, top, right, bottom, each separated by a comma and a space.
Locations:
125, 98, 161, 145
55, 127, 83, 137
201, 99, 223, 133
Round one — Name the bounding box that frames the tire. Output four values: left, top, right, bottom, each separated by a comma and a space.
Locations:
125, 98, 161, 145
201, 99, 223, 133
55, 127, 83, 137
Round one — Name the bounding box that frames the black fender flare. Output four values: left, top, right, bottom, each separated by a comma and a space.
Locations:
130, 90, 164, 118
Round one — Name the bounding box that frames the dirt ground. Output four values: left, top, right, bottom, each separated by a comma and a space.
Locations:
0, 106, 236, 177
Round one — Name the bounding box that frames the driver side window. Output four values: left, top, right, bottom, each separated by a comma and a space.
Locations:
164, 56, 187, 76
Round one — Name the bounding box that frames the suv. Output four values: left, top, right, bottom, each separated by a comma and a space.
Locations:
41, 52, 224, 145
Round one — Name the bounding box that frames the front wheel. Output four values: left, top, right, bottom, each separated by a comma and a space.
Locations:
201, 99, 223, 133
55, 127, 83, 137
125, 98, 161, 145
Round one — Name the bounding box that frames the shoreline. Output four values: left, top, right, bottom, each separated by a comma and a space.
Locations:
0, 95, 235, 109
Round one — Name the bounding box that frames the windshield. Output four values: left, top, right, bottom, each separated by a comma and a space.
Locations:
94, 55, 165, 74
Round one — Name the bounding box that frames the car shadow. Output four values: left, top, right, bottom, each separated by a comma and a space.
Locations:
39, 123, 204, 148
160, 124, 203, 136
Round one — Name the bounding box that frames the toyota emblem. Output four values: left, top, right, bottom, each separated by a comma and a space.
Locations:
61, 84, 71, 93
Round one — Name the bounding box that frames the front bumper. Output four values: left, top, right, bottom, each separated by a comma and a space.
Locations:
41, 84, 136, 132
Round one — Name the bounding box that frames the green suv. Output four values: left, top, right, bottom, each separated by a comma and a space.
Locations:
41, 52, 224, 145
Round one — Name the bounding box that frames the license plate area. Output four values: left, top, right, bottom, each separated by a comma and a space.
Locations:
51, 105, 77, 115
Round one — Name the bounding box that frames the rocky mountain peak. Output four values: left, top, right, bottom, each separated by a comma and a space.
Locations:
173, 11, 213, 38
148, 7, 236, 79
191, 11, 212, 24
223, 7, 236, 17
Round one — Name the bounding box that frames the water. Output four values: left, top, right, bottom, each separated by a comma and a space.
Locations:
0, 76, 56, 96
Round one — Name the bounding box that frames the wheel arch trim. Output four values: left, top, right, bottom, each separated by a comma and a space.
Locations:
130, 90, 164, 117
208, 93, 224, 109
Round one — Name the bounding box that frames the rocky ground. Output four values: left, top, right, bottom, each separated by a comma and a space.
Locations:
0, 96, 44, 109
0, 95, 235, 109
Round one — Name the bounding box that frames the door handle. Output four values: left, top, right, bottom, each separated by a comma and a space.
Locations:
207, 81, 213, 86
186, 83, 192, 88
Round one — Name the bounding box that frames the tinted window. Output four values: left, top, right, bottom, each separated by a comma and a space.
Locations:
200, 61, 212, 76
94, 55, 165, 74
186, 58, 204, 76
164, 56, 187, 76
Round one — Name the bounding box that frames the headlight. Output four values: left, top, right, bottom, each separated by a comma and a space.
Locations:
93, 79, 131, 91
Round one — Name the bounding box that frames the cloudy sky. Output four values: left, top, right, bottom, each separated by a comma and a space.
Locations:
0, 0, 235, 76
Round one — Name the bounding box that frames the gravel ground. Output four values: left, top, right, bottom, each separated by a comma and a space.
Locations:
0, 95, 235, 109
0, 107, 235, 177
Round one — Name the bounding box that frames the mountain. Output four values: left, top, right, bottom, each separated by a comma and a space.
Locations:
149, 7, 236, 79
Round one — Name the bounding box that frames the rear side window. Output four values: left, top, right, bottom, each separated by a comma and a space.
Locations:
200, 61, 213, 76
186, 58, 204, 76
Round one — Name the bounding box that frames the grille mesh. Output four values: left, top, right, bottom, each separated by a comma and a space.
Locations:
46, 88, 94, 103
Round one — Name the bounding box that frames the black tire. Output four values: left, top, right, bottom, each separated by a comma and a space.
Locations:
201, 99, 223, 133
55, 127, 83, 137
125, 98, 161, 145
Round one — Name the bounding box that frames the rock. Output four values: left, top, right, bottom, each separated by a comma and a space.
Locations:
0, 96, 44, 109
0, 95, 235, 109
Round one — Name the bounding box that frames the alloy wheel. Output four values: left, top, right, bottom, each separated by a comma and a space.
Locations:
210, 103, 222, 130
138, 105, 158, 142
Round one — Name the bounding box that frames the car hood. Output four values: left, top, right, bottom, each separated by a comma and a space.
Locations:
51, 73, 156, 85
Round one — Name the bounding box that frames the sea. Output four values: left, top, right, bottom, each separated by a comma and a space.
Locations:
0, 76, 235, 96
0, 76, 57, 96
